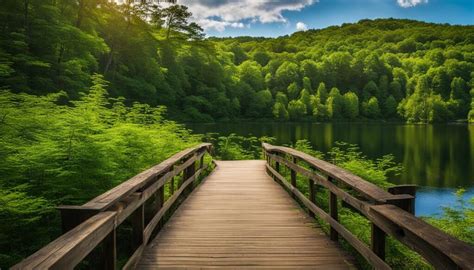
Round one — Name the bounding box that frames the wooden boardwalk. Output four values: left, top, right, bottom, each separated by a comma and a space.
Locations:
13, 144, 474, 270
137, 160, 355, 269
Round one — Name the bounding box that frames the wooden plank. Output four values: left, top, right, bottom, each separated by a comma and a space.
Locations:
266, 164, 390, 270
137, 161, 355, 269
102, 228, 116, 270
263, 143, 393, 203
12, 212, 116, 269
369, 204, 474, 269
84, 144, 211, 210
329, 178, 338, 242
143, 167, 204, 244
268, 153, 372, 216
371, 223, 386, 260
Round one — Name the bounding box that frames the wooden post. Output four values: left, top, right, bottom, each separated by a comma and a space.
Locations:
131, 204, 144, 248
157, 185, 165, 230
184, 157, 196, 195
329, 177, 338, 241
370, 185, 416, 261
169, 165, 175, 196
57, 206, 98, 233
275, 155, 280, 173
170, 176, 175, 195
290, 156, 297, 199
291, 157, 297, 187
388, 185, 417, 214
308, 178, 315, 218
200, 152, 205, 170
102, 228, 116, 270
371, 223, 386, 260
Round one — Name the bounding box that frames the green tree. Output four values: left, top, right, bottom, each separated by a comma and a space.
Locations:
469, 88, 474, 123
287, 82, 300, 100
275, 61, 299, 90
288, 100, 306, 120
399, 75, 431, 122
311, 96, 329, 121
364, 97, 381, 119
252, 50, 271, 66
302, 77, 312, 92
316, 82, 328, 104
449, 77, 469, 118
160, 4, 204, 41
299, 89, 312, 114
272, 102, 289, 120
238, 60, 264, 91
384, 95, 398, 118
362, 81, 378, 101
327, 87, 344, 119
342, 92, 359, 119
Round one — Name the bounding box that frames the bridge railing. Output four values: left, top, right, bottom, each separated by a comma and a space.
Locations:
263, 143, 474, 270
12, 143, 213, 270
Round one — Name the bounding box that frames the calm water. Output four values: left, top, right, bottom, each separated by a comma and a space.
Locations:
187, 122, 474, 216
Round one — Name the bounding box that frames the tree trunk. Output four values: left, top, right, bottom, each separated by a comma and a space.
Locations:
76, 0, 85, 28
24, 0, 29, 30
103, 46, 114, 75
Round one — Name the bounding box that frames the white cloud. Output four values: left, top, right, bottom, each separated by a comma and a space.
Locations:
397, 0, 428, 8
296, 22, 308, 31
178, 0, 316, 32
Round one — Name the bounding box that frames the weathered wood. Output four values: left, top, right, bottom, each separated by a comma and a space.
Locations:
308, 178, 315, 218
123, 245, 145, 270
290, 156, 297, 200
370, 185, 416, 260
266, 164, 390, 270
263, 143, 393, 203
14, 143, 473, 270
143, 168, 204, 244
102, 228, 116, 270
268, 153, 372, 216
170, 176, 175, 195
13, 144, 212, 270
388, 185, 416, 214
83, 143, 211, 211
369, 204, 474, 269
264, 143, 474, 270
137, 161, 355, 269
131, 204, 144, 249
371, 223, 386, 260
12, 212, 116, 270
329, 179, 338, 242
57, 205, 98, 233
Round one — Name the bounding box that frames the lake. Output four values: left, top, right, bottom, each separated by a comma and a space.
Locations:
187, 122, 474, 216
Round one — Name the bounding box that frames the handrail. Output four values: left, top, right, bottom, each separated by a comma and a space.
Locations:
12, 143, 213, 270
262, 143, 474, 270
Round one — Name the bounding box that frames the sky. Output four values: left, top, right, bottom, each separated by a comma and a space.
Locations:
176, 0, 474, 37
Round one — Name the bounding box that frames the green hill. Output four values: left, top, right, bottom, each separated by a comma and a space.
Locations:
1, 1, 473, 122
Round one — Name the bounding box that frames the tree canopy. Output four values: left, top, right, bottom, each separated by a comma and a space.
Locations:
1, 2, 473, 123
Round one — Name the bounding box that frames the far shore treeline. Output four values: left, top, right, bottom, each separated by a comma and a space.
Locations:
1, 1, 473, 123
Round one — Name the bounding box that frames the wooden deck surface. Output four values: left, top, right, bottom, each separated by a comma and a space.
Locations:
137, 160, 355, 269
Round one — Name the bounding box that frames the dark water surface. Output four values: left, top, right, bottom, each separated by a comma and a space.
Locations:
187, 122, 474, 216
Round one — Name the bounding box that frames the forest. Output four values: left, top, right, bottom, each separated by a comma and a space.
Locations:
1, 0, 474, 268
1, 1, 474, 123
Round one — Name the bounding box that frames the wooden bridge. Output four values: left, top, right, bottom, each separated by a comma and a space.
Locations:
12, 143, 474, 269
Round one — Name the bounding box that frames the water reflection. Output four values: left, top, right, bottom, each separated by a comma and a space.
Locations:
188, 122, 473, 189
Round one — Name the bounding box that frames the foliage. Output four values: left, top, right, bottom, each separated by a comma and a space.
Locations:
424, 189, 474, 245
1, 4, 473, 123
0, 75, 200, 267
291, 140, 429, 269
204, 134, 275, 160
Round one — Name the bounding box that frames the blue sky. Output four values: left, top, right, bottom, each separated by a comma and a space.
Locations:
178, 0, 474, 37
